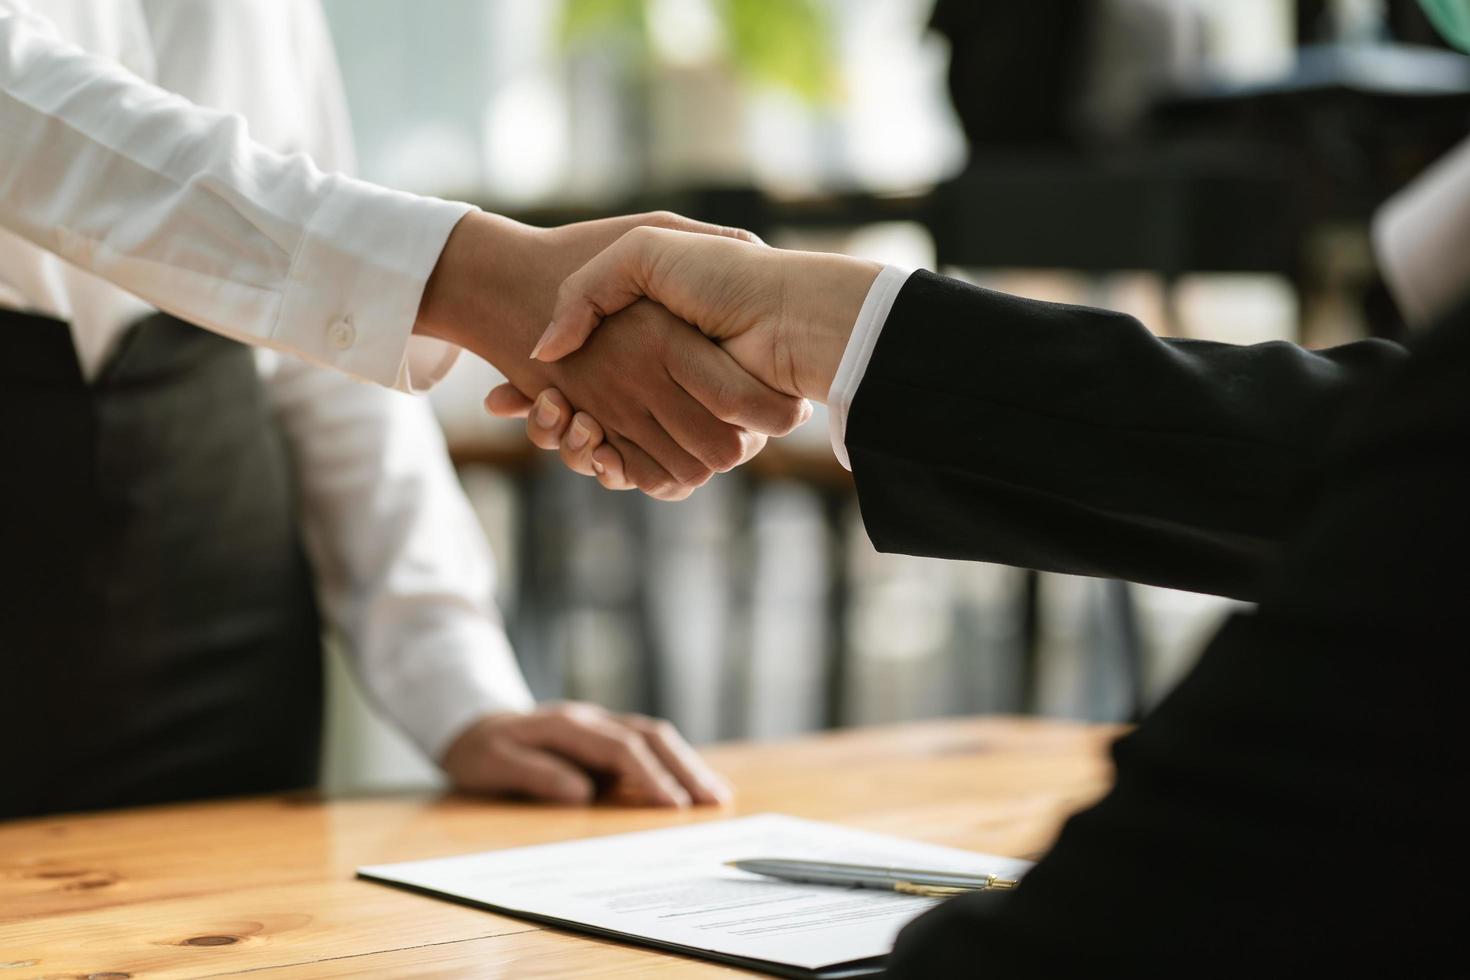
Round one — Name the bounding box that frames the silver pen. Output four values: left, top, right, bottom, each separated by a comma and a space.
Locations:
726, 858, 1021, 899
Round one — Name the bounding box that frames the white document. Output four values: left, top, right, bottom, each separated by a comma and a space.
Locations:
359, 813, 1032, 977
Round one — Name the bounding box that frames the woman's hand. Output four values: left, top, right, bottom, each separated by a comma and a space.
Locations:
535, 227, 881, 401
485, 228, 879, 489
419, 213, 808, 500
441, 702, 733, 807
482, 385, 642, 490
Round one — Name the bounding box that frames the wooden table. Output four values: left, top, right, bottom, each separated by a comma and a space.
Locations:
0, 717, 1117, 978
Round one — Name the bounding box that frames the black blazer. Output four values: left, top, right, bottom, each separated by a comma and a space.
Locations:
849, 273, 1466, 976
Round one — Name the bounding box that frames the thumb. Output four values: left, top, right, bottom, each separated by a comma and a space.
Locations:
483, 382, 535, 418
531, 226, 673, 363
476, 739, 596, 804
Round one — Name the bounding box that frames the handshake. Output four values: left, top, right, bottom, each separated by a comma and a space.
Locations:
415, 211, 883, 497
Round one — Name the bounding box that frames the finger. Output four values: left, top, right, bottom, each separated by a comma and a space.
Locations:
667, 329, 812, 437
572, 378, 711, 490
620, 715, 733, 806
533, 227, 670, 363
525, 389, 575, 451
639, 377, 753, 478
520, 712, 692, 807
559, 411, 606, 478
465, 739, 596, 805
590, 443, 634, 491
588, 721, 693, 808
720, 429, 767, 475
606, 431, 694, 501
638, 209, 766, 247
484, 383, 535, 419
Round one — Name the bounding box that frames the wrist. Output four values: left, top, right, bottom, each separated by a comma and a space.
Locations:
417, 211, 483, 349
779, 253, 882, 403
416, 213, 551, 364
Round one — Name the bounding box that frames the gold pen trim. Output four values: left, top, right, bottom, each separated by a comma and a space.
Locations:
894, 874, 1019, 898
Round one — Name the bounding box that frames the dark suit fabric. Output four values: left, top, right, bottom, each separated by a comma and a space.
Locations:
847, 272, 1408, 601
850, 273, 1466, 976
0, 312, 323, 819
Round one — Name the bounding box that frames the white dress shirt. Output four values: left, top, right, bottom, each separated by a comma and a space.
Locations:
829, 143, 1470, 466
826, 264, 911, 471
0, 0, 467, 390
1, 0, 533, 760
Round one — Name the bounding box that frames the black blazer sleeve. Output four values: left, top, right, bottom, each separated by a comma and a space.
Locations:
880, 291, 1470, 978
846, 270, 1408, 600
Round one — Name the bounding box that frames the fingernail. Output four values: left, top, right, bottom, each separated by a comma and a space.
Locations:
534, 394, 560, 428
592, 459, 606, 475
529, 322, 554, 360
799, 399, 814, 424
569, 419, 591, 449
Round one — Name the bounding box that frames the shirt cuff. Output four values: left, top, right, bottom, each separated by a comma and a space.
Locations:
403, 336, 463, 393
827, 265, 913, 470
273, 174, 475, 392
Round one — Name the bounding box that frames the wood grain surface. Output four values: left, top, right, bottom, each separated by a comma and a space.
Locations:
0, 717, 1118, 978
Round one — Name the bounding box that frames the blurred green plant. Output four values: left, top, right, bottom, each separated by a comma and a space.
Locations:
561, 0, 838, 102
561, 0, 649, 41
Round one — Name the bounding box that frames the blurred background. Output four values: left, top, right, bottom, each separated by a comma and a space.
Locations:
313, 0, 1470, 790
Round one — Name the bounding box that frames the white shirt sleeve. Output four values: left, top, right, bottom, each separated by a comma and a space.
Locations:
826, 265, 914, 470
1373, 134, 1470, 329
262, 352, 535, 762
0, 7, 470, 392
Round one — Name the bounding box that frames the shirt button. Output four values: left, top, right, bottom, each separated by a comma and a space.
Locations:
329, 316, 357, 350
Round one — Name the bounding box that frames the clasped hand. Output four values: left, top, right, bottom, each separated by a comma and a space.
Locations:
483, 226, 881, 490
417, 212, 813, 500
